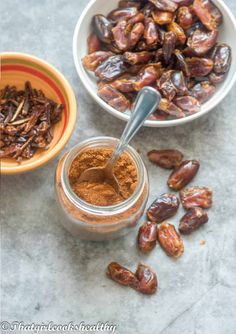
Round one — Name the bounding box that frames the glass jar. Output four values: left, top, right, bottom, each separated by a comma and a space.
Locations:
55, 136, 149, 241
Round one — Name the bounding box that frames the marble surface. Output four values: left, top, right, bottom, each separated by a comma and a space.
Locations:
1, 1, 236, 333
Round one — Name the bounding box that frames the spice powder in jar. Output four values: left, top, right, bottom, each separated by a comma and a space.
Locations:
68, 148, 138, 206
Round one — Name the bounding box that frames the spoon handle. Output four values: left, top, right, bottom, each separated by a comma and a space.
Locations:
107, 86, 161, 168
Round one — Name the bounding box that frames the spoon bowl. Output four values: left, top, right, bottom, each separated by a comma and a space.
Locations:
77, 87, 161, 194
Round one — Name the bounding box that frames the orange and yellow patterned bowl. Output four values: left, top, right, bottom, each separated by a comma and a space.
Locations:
0, 52, 77, 174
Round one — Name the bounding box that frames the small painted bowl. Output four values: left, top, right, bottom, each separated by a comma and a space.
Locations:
0, 52, 77, 174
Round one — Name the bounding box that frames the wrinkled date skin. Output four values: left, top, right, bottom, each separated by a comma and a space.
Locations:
147, 149, 183, 169
163, 32, 177, 64
149, 0, 178, 13
108, 7, 138, 22
98, 84, 130, 112
167, 22, 186, 45
147, 193, 180, 223
107, 262, 138, 288
186, 57, 214, 77
212, 44, 232, 74
187, 29, 218, 56
158, 70, 188, 101
208, 71, 225, 84
112, 19, 145, 51
180, 186, 213, 209
174, 96, 200, 114
119, 1, 142, 9
135, 263, 158, 295
87, 34, 101, 54
107, 262, 158, 295
158, 98, 185, 118
167, 160, 200, 191
133, 65, 162, 91
93, 15, 114, 44
95, 55, 128, 81
157, 223, 184, 258
144, 18, 158, 45
179, 207, 208, 234
124, 51, 154, 64
82, 51, 114, 71
177, 6, 193, 30
193, 0, 223, 31
152, 10, 174, 25
138, 221, 157, 252
190, 81, 216, 103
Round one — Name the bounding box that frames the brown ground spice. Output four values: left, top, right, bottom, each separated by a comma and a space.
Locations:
68, 148, 138, 206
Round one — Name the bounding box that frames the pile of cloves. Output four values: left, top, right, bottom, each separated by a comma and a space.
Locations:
0, 82, 64, 161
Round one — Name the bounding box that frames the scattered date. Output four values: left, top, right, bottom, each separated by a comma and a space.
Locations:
157, 223, 184, 258
107, 262, 158, 295
147, 193, 180, 223
180, 186, 213, 209
167, 159, 200, 190
138, 221, 157, 252
179, 207, 208, 234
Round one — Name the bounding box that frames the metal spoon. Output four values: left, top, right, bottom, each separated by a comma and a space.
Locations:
77, 86, 161, 193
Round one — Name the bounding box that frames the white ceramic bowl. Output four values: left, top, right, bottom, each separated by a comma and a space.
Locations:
73, 0, 236, 127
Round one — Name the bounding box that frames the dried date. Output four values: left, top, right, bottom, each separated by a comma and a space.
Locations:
107, 262, 158, 295
152, 10, 173, 25
87, 33, 101, 54
97, 84, 130, 111
167, 22, 187, 45
193, 0, 223, 31
144, 18, 158, 45
108, 7, 138, 22
133, 65, 162, 91
179, 207, 208, 234
107, 262, 138, 288
163, 32, 177, 64
82, 51, 113, 71
208, 72, 225, 84
93, 15, 113, 44
186, 57, 213, 77
180, 186, 213, 209
95, 55, 128, 81
177, 6, 193, 30
187, 29, 218, 56
138, 221, 157, 252
174, 96, 200, 114
124, 51, 154, 64
157, 223, 184, 258
190, 81, 215, 103
147, 149, 183, 169
158, 98, 185, 119
147, 193, 180, 223
149, 0, 178, 13
212, 44, 231, 74
167, 160, 200, 190
135, 263, 158, 295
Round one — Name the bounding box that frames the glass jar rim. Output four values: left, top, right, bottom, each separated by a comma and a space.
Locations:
61, 136, 146, 215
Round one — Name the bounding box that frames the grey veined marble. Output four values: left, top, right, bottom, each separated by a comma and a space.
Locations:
1, 1, 236, 334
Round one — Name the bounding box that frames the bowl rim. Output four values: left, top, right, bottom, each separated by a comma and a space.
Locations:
0, 52, 77, 174
73, 0, 236, 128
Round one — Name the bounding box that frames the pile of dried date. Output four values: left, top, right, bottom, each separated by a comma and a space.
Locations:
107, 148, 213, 294
82, 0, 231, 119
0, 82, 64, 161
